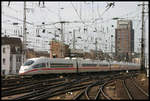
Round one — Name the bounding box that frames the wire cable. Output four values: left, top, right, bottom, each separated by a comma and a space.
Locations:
70, 2, 85, 25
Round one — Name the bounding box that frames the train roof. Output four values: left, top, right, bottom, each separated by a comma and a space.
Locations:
26, 57, 140, 65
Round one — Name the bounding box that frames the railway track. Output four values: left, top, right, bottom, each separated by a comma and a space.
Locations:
2, 74, 93, 100
1, 73, 111, 100
2, 71, 148, 100
27, 77, 94, 100
2, 74, 61, 87
73, 72, 140, 100
131, 77, 149, 96
2, 78, 67, 97
132, 73, 149, 94
122, 75, 149, 100
73, 73, 125, 100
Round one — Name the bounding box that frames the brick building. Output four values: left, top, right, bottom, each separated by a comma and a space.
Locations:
50, 40, 70, 58
115, 20, 134, 61
89, 50, 104, 60
70, 49, 84, 58
26, 49, 49, 59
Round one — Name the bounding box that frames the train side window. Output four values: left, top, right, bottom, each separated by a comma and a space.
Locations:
50, 63, 73, 68
82, 63, 97, 67
24, 60, 34, 66
33, 63, 46, 69
99, 64, 108, 66
42, 63, 46, 67
33, 64, 40, 68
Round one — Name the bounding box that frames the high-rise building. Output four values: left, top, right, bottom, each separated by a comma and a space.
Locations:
115, 20, 134, 61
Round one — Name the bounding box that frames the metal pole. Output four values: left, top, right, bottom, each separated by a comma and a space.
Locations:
111, 35, 113, 54
95, 38, 98, 59
23, 1, 27, 63
73, 29, 76, 49
60, 22, 64, 57
141, 2, 145, 71
111, 35, 113, 60
60, 22, 64, 43
54, 30, 56, 40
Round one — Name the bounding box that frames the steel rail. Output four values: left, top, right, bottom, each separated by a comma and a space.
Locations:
12, 79, 78, 100
73, 90, 85, 100
74, 72, 127, 100
2, 72, 138, 100
131, 77, 149, 97
100, 80, 113, 100
28, 77, 91, 100
2, 78, 66, 97
85, 82, 97, 100
122, 79, 133, 100
13, 77, 90, 100
94, 86, 101, 100
3, 77, 65, 89
45, 80, 96, 100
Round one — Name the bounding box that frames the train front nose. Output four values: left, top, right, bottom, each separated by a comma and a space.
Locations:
19, 66, 28, 75
19, 66, 24, 75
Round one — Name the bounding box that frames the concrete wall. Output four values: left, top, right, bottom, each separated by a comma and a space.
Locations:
1, 45, 10, 75
1, 45, 23, 75
11, 54, 16, 74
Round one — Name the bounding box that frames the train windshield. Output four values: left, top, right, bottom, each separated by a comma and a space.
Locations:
23, 60, 34, 66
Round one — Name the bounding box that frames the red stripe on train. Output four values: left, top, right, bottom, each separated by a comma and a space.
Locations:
20, 66, 108, 75
19, 67, 76, 75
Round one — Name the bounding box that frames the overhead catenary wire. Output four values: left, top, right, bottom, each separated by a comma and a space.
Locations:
45, 6, 60, 20
95, 8, 141, 24
3, 2, 39, 26
77, 2, 115, 30
2, 2, 148, 53
2, 12, 34, 25
70, 2, 86, 25
92, 2, 115, 24
97, 3, 101, 20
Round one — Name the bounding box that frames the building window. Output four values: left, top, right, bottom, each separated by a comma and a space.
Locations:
16, 57, 18, 62
3, 58, 6, 65
16, 56, 21, 62
19, 57, 21, 62
9, 69, 12, 74
3, 48, 5, 53
2, 70, 5, 75
10, 56, 12, 62
16, 69, 19, 73
16, 47, 20, 53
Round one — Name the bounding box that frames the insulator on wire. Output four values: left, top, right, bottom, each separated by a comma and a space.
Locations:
43, 1, 45, 6
42, 29, 45, 33
39, 1, 45, 7
8, 1, 10, 6
39, 1, 40, 6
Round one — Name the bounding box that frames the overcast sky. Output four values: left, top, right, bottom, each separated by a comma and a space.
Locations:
1, 1, 149, 57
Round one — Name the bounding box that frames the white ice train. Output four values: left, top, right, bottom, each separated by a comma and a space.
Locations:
19, 57, 140, 75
